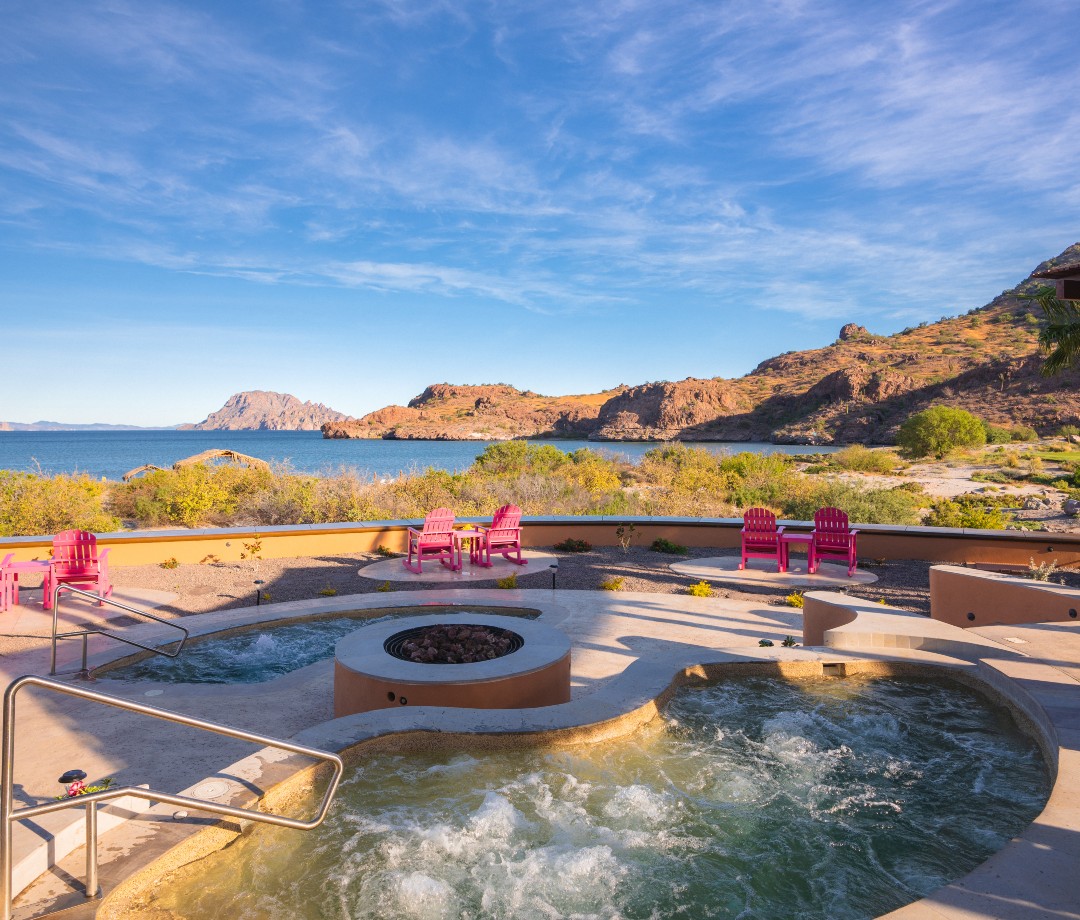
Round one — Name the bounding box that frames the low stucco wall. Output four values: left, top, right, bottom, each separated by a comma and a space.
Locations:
930, 564, 1080, 628
2, 517, 1079, 568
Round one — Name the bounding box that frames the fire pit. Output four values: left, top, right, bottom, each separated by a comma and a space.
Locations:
334, 613, 571, 717
385, 624, 524, 664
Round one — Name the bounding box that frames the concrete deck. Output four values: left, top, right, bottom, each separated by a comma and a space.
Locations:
2, 584, 1078, 919
670, 554, 878, 588
357, 548, 558, 582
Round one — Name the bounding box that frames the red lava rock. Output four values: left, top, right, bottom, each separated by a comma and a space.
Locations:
400, 624, 516, 664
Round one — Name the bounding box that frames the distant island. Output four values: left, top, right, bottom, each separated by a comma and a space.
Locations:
178, 390, 354, 431
322, 242, 1080, 445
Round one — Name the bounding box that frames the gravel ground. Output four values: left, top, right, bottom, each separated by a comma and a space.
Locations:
11, 546, 962, 620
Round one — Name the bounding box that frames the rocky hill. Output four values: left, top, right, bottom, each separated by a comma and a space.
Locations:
323, 243, 1080, 444
322, 384, 624, 440
183, 391, 353, 431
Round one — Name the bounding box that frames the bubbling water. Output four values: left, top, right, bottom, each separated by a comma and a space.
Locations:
146, 675, 1049, 919
103, 607, 540, 684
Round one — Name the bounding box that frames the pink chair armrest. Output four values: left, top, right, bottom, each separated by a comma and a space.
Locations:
99, 548, 110, 577
849, 529, 860, 535
407, 527, 422, 538
776, 525, 786, 534
475, 524, 491, 535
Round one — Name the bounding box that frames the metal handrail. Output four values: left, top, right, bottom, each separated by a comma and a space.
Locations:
50, 583, 189, 678
1, 675, 345, 920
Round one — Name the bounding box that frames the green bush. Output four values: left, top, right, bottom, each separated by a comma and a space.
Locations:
971, 471, 1010, 484
554, 538, 592, 553
983, 423, 1013, 444
650, 537, 689, 555
833, 445, 902, 474
925, 497, 1009, 529
897, 406, 987, 459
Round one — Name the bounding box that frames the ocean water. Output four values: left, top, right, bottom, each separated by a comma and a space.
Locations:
0, 430, 836, 481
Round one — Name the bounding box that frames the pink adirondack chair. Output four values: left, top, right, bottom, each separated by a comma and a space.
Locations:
43, 530, 113, 608
739, 508, 785, 572
404, 508, 457, 574
809, 507, 859, 576
473, 504, 528, 568
0, 553, 13, 613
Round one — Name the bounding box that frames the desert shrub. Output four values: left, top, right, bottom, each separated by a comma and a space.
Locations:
650, 537, 689, 555
600, 576, 624, 591
720, 451, 796, 508
496, 573, 518, 589
785, 591, 804, 608
375, 544, 397, 557
833, 445, 902, 474
778, 480, 924, 526
897, 406, 987, 459
160, 557, 179, 569
971, 471, 1010, 484
924, 497, 1009, 529
639, 444, 732, 500
0, 471, 120, 537
1010, 425, 1038, 442
1028, 558, 1059, 582
376, 581, 393, 592
1059, 425, 1080, 438
687, 580, 715, 597
983, 423, 1014, 444
554, 538, 592, 552
318, 587, 338, 597
781, 636, 799, 647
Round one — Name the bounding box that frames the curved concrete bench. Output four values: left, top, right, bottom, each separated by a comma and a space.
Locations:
803, 591, 1018, 661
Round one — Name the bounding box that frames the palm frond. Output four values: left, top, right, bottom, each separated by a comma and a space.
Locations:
1027, 285, 1080, 376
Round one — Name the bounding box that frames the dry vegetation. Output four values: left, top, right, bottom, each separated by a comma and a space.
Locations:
4, 439, 1078, 539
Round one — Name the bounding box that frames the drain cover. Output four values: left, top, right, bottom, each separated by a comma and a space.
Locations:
191, 780, 230, 799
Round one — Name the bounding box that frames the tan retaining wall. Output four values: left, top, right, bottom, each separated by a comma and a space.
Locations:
2, 517, 1079, 567
930, 564, 1080, 628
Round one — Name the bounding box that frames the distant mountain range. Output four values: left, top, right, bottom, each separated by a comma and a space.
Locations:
323, 242, 1080, 445
0, 421, 169, 431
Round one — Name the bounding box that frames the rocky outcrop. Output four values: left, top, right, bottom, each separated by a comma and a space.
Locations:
803, 367, 918, 405
591, 378, 748, 440
183, 391, 353, 431
323, 384, 624, 440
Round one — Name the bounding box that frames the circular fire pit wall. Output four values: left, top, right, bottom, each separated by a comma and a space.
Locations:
334, 613, 572, 716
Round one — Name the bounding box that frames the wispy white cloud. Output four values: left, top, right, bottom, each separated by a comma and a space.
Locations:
2, 0, 1078, 370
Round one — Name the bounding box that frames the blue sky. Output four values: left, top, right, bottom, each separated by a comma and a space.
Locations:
2, 0, 1078, 426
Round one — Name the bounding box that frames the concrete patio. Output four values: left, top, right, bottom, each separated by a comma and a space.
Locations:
1, 577, 1078, 919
